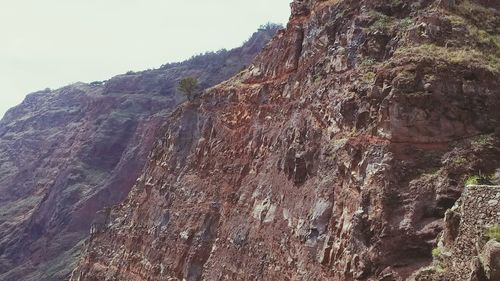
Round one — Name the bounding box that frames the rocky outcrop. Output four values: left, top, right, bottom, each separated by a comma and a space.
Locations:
71, 0, 500, 280
481, 240, 500, 281
412, 185, 500, 281
0, 27, 279, 281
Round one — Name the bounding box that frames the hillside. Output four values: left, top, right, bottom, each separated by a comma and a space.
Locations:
0, 25, 281, 281
71, 0, 500, 280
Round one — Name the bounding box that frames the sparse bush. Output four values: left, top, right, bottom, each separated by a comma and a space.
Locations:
465, 175, 480, 185
435, 261, 447, 273
178, 77, 200, 101
360, 58, 376, 67
432, 247, 442, 258
399, 18, 413, 30
368, 11, 393, 33
465, 174, 494, 186
486, 226, 500, 242
362, 71, 376, 82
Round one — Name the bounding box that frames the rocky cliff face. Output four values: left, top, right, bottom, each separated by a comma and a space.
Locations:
0, 27, 279, 281
71, 0, 500, 280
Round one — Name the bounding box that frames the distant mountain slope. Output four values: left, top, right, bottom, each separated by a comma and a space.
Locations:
0, 24, 281, 281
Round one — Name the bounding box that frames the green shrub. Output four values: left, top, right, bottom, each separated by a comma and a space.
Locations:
465, 174, 495, 186
486, 226, 500, 242
465, 175, 480, 185
435, 261, 447, 272
360, 58, 376, 67
178, 77, 200, 101
367, 11, 395, 33
399, 18, 413, 30
362, 71, 376, 82
431, 247, 448, 272
432, 247, 442, 257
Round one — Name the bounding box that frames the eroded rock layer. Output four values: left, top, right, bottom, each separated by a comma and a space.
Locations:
72, 0, 500, 280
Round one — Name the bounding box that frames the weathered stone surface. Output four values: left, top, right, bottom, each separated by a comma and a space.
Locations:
481, 240, 500, 281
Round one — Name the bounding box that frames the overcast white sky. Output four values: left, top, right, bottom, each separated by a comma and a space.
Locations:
0, 0, 291, 118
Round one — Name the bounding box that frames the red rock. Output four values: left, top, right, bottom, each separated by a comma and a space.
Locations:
0, 27, 279, 281
68, 0, 500, 280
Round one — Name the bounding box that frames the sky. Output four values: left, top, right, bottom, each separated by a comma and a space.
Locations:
0, 0, 291, 118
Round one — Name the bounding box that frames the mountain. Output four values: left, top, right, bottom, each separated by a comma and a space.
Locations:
0, 25, 281, 281
70, 0, 500, 280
